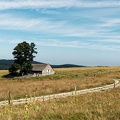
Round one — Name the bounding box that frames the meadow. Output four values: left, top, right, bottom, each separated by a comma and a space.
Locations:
0, 83, 120, 120
0, 66, 119, 101
0, 66, 120, 120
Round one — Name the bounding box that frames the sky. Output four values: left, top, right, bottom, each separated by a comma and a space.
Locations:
0, 0, 120, 66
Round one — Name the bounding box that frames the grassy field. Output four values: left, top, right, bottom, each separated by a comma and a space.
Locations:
0, 85, 120, 120
0, 66, 119, 101
0, 66, 120, 119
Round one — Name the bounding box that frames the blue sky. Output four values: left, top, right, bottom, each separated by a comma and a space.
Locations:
0, 0, 120, 66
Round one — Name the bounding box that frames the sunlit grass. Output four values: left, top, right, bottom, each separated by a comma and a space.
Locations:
0, 86, 119, 120
0, 66, 119, 101
0, 67, 120, 119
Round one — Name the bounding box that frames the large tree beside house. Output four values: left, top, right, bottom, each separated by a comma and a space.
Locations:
9, 41, 37, 75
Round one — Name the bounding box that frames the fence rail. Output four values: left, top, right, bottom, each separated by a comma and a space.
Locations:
0, 79, 119, 106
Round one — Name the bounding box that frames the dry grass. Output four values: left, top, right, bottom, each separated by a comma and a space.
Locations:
0, 86, 119, 120
0, 66, 119, 101
0, 66, 120, 120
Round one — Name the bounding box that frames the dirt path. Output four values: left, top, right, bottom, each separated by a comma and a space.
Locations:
0, 79, 119, 106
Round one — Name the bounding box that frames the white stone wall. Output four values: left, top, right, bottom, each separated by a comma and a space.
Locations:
42, 65, 55, 76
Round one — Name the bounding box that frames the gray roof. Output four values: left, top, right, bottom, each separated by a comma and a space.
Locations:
32, 64, 48, 71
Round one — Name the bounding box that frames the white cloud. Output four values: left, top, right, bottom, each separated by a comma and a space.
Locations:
1, 38, 120, 52
32, 39, 120, 51
0, 14, 94, 37
0, 0, 76, 10
40, 9, 60, 14
90, 39, 120, 44
0, 5, 120, 53
0, 14, 66, 31
0, 14, 120, 43
0, 0, 120, 10
101, 18, 120, 28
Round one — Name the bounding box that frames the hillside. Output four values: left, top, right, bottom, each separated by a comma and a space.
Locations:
0, 59, 43, 70
52, 64, 85, 68
0, 59, 85, 70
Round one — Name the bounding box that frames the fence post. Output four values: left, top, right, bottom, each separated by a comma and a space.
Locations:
114, 82, 116, 88
75, 86, 76, 96
43, 96, 44, 102
49, 95, 50, 102
8, 91, 11, 104
54, 94, 56, 99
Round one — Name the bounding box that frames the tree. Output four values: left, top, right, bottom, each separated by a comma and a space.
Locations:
9, 63, 20, 75
9, 41, 37, 75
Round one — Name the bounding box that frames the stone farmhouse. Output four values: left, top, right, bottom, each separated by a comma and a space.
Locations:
31, 64, 55, 77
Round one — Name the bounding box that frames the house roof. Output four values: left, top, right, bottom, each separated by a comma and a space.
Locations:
32, 64, 49, 71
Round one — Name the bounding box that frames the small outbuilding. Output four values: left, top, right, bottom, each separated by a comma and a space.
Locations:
31, 64, 55, 77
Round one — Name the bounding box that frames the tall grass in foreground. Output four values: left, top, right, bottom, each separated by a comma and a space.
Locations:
0, 87, 120, 120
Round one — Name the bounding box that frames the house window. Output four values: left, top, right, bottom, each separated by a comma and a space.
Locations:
47, 69, 50, 73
